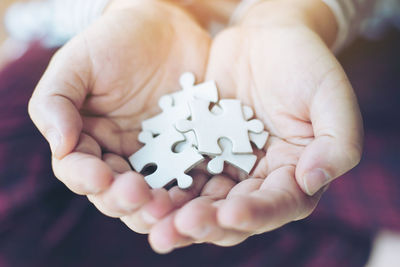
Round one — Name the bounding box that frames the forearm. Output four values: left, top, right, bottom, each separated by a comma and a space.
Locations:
108, 0, 241, 29
233, 0, 379, 52
234, 0, 337, 48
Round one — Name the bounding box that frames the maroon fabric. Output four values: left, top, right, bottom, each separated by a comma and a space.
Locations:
0, 29, 399, 267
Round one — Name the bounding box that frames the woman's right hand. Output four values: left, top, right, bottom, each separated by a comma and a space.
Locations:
28, 0, 211, 233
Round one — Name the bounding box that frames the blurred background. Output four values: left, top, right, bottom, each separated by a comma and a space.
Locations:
0, 1, 399, 267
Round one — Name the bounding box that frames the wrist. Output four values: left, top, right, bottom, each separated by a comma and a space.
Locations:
236, 0, 338, 48
106, 0, 240, 29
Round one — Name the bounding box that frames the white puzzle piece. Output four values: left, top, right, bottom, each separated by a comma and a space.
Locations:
176, 99, 264, 155
141, 72, 219, 135
131, 72, 269, 189
141, 95, 190, 135
207, 138, 257, 175
129, 127, 204, 189
171, 72, 219, 106
212, 105, 268, 150
174, 131, 198, 153
249, 131, 269, 150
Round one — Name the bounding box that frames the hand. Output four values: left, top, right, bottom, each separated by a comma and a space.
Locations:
147, 0, 363, 252
28, 0, 211, 229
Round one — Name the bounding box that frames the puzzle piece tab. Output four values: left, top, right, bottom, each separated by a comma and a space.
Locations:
176, 99, 264, 155
142, 95, 189, 135
142, 72, 219, 135
129, 127, 204, 189
207, 138, 257, 175
249, 131, 269, 150
171, 72, 219, 106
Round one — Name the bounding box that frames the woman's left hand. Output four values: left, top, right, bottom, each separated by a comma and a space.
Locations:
147, 0, 363, 253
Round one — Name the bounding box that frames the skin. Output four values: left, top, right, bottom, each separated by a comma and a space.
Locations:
28, 0, 363, 254
29, 0, 212, 223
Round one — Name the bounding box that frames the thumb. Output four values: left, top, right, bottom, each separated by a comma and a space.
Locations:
28, 39, 91, 159
296, 73, 364, 196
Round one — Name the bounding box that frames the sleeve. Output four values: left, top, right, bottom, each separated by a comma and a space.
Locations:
231, 0, 400, 53
321, 0, 377, 53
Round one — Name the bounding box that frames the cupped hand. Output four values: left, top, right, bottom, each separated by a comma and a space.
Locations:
28, 0, 211, 230
148, 0, 364, 252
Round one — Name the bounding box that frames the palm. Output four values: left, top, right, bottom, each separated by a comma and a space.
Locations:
29, 1, 212, 223
147, 23, 362, 252
73, 2, 210, 157
202, 25, 341, 217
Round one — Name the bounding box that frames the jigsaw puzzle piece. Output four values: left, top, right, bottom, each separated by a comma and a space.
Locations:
219, 100, 263, 133
129, 127, 204, 189
217, 100, 263, 153
242, 105, 254, 120
145, 164, 195, 189
171, 72, 219, 106
142, 95, 190, 135
207, 138, 257, 175
212, 104, 254, 119
176, 99, 222, 155
177, 99, 264, 155
249, 131, 269, 150
138, 131, 154, 144
148, 141, 204, 188
212, 104, 268, 150
174, 131, 198, 153
129, 127, 185, 172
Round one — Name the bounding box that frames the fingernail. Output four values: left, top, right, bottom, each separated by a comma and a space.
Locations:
303, 168, 331, 196
47, 129, 61, 155
141, 210, 157, 225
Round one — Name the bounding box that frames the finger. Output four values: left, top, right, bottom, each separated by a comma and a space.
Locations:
82, 116, 140, 156
226, 178, 263, 198
52, 133, 113, 195
141, 189, 175, 224
168, 170, 208, 208
217, 166, 323, 233
122, 174, 231, 236
296, 68, 363, 195
174, 197, 250, 246
121, 211, 152, 234
175, 197, 224, 241
102, 153, 131, 174
200, 175, 236, 199
28, 39, 91, 159
149, 212, 193, 254
87, 171, 151, 218
121, 188, 175, 234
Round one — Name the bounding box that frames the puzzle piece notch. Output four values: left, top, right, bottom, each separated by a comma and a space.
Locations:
212, 105, 268, 150
129, 127, 204, 189
177, 99, 264, 155
207, 138, 257, 175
